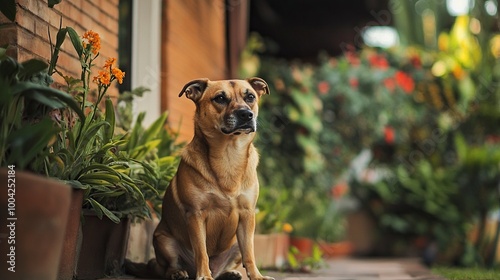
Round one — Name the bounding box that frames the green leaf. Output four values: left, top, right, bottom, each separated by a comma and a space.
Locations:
48, 27, 68, 75
0, 0, 16, 22
76, 120, 109, 151
25, 90, 66, 109
104, 98, 115, 142
454, 133, 467, 164
128, 112, 146, 149
77, 163, 121, 178
66, 27, 83, 58
130, 140, 161, 159
19, 59, 48, 80
141, 112, 168, 145
0, 47, 7, 60
65, 180, 88, 190
88, 198, 121, 223
6, 118, 59, 169
11, 82, 85, 120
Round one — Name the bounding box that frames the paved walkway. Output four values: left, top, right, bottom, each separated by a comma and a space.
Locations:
108, 258, 445, 280
264, 258, 446, 280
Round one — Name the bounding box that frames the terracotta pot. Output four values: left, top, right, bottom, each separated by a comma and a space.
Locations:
57, 189, 84, 280
254, 233, 290, 269
318, 241, 353, 258
290, 237, 314, 260
76, 212, 130, 279
0, 168, 71, 280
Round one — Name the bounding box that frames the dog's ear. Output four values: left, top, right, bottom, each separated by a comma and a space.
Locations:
247, 77, 270, 96
179, 78, 209, 102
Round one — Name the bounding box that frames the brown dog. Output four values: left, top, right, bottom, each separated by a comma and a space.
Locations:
140, 78, 273, 280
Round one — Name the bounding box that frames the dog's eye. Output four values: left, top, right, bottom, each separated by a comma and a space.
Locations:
245, 94, 256, 103
213, 94, 228, 104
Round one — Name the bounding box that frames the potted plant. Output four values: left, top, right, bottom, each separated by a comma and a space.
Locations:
39, 26, 182, 279
114, 88, 183, 264
0, 48, 84, 279
253, 179, 294, 269
37, 26, 175, 279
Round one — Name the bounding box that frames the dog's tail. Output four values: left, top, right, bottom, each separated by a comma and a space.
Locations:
124, 258, 163, 279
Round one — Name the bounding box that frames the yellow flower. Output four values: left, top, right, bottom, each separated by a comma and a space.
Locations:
112, 67, 125, 84
82, 30, 101, 55
93, 70, 111, 86
282, 223, 293, 233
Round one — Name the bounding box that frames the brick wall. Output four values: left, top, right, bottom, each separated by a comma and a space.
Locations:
0, 0, 119, 95
161, 0, 228, 142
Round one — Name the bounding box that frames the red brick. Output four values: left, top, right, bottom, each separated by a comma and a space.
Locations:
16, 9, 36, 33
0, 25, 18, 47
17, 28, 52, 60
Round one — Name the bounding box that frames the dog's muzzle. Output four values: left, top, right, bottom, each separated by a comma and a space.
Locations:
221, 109, 256, 135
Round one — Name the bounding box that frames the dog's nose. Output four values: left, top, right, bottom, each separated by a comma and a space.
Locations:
235, 109, 254, 121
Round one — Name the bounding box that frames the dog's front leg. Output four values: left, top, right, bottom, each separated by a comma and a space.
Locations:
187, 211, 213, 280
237, 209, 274, 280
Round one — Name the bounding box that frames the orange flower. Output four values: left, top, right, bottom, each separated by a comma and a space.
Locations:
112, 67, 125, 84
93, 69, 111, 86
104, 57, 117, 69
282, 223, 293, 233
82, 30, 101, 55
452, 64, 465, 80
317, 81, 330, 94
331, 182, 348, 199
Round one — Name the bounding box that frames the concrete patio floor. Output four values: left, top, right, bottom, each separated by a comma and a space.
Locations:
106, 258, 446, 280
263, 258, 445, 280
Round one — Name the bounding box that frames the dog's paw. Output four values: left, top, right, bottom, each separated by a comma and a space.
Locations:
216, 270, 243, 280
169, 269, 189, 280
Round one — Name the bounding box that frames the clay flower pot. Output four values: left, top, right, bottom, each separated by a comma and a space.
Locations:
0, 168, 71, 280
254, 233, 290, 268
76, 211, 130, 279
290, 236, 314, 260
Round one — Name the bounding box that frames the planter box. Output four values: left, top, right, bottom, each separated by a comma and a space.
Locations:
0, 169, 71, 280
254, 233, 290, 269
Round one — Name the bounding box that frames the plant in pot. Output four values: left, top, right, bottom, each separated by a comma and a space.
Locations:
255, 186, 293, 270
40, 26, 182, 279
113, 92, 183, 263
36, 27, 174, 279
0, 47, 85, 279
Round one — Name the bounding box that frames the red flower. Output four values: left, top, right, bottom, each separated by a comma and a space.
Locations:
331, 182, 348, 199
383, 78, 396, 93
317, 81, 330, 95
369, 54, 389, 70
344, 46, 361, 66
409, 55, 422, 69
349, 77, 359, 88
486, 135, 500, 144
395, 71, 415, 93
384, 126, 395, 144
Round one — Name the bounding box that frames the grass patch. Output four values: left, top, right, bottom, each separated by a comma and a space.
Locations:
432, 267, 500, 280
